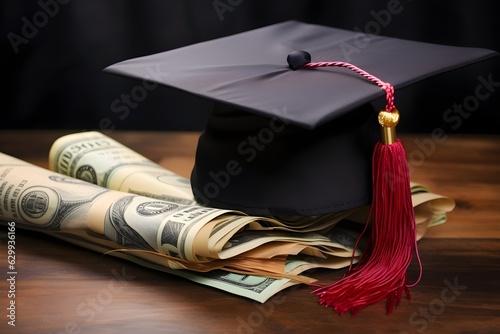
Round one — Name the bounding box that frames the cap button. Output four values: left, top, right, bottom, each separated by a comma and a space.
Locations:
287, 51, 311, 70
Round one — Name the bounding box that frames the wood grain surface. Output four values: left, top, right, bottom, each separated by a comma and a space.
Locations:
0, 130, 499, 334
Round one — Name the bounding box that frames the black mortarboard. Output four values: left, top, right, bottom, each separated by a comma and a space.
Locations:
104, 20, 497, 217
105, 21, 498, 315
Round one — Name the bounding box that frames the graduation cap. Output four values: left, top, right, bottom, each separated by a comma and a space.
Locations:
104, 21, 498, 315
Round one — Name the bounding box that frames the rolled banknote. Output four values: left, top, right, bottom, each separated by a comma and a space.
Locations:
49, 131, 196, 205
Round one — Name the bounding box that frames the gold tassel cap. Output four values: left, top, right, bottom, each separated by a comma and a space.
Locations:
378, 109, 399, 145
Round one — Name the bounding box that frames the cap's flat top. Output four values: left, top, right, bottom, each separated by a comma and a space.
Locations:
105, 21, 497, 129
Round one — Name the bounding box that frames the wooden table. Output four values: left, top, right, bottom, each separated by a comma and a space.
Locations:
0, 130, 499, 334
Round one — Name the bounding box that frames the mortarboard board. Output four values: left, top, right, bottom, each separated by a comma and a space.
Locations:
104, 21, 498, 315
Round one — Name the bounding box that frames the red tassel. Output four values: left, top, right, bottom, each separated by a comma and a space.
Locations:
312, 139, 420, 316
297, 58, 422, 315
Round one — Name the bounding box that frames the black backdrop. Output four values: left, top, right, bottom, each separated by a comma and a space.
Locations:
2, 0, 499, 133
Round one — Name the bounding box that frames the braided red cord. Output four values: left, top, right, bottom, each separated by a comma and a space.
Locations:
303, 61, 396, 112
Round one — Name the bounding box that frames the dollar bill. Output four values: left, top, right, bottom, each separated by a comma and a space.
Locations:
49, 131, 196, 205
0, 152, 117, 232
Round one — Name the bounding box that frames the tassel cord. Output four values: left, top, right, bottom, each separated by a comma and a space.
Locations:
304, 61, 396, 112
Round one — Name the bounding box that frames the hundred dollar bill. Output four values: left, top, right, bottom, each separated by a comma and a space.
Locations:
0, 152, 118, 232
49, 131, 195, 205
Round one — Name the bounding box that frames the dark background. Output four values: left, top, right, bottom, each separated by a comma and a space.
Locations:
2, 0, 499, 133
